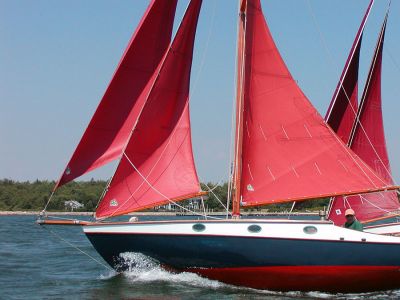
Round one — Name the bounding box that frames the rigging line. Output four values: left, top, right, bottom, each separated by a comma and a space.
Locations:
385, 47, 400, 108
349, 12, 387, 145
123, 153, 224, 220
340, 10, 396, 185
41, 225, 114, 272
200, 179, 232, 214
48, 1, 185, 215
325, 123, 382, 188
200, 196, 208, 219
42, 189, 56, 215
185, 0, 233, 217
307, 1, 395, 185
102, 1, 215, 219
95, 176, 113, 211
106, 103, 192, 219
305, 0, 338, 69
189, 0, 216, 97
95, 0, 199, 216
326, 196, 334, 219
45, 215, 91, 221
205, 179, 224, 192
94, 46, 170, 215
346, 12, 396, 185
288, 201, 296, 220
305, 0, 339, 95
307, 0, 372, 123
359, 194, 396, 214
387, 47, 400, 73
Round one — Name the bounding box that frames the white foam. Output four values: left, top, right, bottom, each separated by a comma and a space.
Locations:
118, 252, 225, 289
98, 270, 118, 280
111, 252, 400, 298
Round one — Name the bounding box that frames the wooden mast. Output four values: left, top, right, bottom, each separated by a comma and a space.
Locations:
232, 0, 247, 217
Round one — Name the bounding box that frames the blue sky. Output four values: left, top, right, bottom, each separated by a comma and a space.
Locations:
1, 0, 399, 184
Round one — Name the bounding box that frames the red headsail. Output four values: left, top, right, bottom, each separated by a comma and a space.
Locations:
329, 14, 400, 225
96, 0, 203, 219
56, 0, 178, 188
325, 0, 374, 144
238, 0, 397, 207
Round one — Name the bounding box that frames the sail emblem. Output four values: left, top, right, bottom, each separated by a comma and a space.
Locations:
65, 167, 71, 175
335, 209, 342, 215
110, 199, 118, 207
247, 184, 254, 192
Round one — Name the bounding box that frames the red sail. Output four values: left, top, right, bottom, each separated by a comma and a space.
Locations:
96, 0, 203, 219
329, 15, 400, 225
325, 0, 374, 144
239, 0, 397, 207
56, 0, 178, 188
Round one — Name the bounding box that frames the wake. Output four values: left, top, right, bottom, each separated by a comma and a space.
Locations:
98, 252, 400, 299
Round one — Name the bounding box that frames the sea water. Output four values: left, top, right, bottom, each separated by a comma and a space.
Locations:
1, 215, 399, 300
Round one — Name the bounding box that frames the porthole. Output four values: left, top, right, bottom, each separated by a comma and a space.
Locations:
303, 226, 318, 234
192, 223, 206, 232
248, 224, 262, 233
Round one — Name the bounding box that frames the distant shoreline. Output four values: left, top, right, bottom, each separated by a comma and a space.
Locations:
0, 210, 320, 216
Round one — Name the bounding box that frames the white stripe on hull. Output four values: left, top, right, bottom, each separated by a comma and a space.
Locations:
83, 219, 400, 244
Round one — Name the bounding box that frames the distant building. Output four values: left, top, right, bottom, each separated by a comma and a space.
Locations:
64, 200, 84, 212
156, 198, 201, 212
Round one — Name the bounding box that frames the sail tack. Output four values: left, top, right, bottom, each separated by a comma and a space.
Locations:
238, 0, 397, 207
96, 0, 203, 219
325, 0, 374, 144
329, 14, 400, 225
56, 0, 178, 188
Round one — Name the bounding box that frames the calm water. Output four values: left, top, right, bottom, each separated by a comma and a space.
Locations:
1, 215, 400, 300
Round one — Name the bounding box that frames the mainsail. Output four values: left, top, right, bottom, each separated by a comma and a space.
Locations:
56, 0, 178, 188
329, 13, 400, 225
325, 0, 374, 144
234, 0, 398, 207
96, 0, 203, 219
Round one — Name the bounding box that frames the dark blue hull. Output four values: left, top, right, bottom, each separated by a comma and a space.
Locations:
84, 231, 400, 292
85, 232, 400, 269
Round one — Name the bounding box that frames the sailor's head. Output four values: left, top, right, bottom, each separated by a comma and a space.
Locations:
345, 208, 355, 222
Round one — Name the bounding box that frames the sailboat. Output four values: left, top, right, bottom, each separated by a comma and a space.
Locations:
38, 0, 400, 293
325, 0, 400, 233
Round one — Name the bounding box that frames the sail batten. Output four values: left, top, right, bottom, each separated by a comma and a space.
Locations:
95, 0, 203, 219
238, 0, 396, 208
329, 12, 400, 225
55, 0, 178, 188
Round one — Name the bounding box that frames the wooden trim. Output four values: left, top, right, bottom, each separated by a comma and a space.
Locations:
362, 214, 400, 225
232, 0, 247, 217
36, 219, 92, 226
84, 219, 332, 227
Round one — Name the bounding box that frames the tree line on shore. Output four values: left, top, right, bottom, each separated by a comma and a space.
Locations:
0, 179, 330, 212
